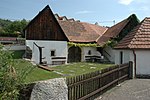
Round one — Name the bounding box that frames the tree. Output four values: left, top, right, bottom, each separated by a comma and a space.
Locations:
0, 18, 29, 37
0, 45, 32, 99
0, 19, 12, 28
4, 19, 28, 34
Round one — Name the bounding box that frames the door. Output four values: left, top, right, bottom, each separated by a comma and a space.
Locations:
68, 46, 81, 63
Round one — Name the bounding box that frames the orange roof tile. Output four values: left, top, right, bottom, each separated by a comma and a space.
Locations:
58, 20, 108, 43
97, 17, 130, 46
115, 17, 150, 49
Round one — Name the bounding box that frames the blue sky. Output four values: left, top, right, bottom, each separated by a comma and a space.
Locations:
0, 0, 150, 26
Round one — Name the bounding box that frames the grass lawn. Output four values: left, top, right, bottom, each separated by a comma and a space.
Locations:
14, 59, 61, 83
54, 62, 113, 77
14, 59, 114, 83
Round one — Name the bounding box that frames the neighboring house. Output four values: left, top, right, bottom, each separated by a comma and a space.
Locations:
97, 14, 139, 63
0, 37, 25, 50
114, 17, 150, 77
58, 20, 107, 62
0, 37, 17, 44
24, 5, 108, 65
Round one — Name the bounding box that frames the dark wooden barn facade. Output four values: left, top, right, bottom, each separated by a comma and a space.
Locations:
24, 5, 68, 41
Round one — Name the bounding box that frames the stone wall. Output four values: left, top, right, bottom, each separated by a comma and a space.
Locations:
30, 78, 68, 100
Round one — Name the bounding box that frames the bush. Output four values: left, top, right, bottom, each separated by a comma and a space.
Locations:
11, 50, 25, 59
0, 45, 32, 99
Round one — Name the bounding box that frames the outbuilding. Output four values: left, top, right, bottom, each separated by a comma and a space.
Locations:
114, 17, 150, 77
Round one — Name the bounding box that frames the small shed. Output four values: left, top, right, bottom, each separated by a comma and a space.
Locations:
97, 14, 139, 63
114, 17, 150, 77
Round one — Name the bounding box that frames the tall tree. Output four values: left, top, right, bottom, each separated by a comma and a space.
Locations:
0, 18, 29, 37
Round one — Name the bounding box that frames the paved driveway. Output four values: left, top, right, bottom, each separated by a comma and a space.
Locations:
95, 79, 150, 100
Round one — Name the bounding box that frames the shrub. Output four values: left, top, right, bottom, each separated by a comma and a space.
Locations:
0, 45, 32, 99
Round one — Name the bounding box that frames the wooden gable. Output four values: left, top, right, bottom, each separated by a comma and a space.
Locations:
97, 14, 139, 46
116, 14, 139, 41
24, 5, 68, 41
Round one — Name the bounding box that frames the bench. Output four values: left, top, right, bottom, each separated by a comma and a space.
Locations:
51, 57, 66, 65
85, 55, 103, 62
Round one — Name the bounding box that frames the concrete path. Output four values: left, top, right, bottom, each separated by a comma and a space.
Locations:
95, 79, 150, 100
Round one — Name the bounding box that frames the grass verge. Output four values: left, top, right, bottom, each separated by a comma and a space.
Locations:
14, 59, 114, 83
14, 59, 61, 83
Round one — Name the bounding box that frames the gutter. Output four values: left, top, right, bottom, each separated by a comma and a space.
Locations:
132, 49, 136, 78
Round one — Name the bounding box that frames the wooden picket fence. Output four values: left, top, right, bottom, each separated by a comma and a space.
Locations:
66, 61, 133, 100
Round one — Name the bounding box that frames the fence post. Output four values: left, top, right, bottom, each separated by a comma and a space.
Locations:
117, 65, 120, 85
129, 61, 133, 79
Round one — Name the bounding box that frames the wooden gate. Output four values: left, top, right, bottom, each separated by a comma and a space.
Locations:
68, 46, 81, 63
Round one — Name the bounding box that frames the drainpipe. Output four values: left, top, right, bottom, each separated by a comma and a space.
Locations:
132, 49, 136, 78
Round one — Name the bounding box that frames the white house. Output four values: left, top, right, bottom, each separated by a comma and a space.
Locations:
24, 5, 69, 65
114, 17, 150, 77
97, 14, 139, 63
24, 5, 108, 64
24, 5, 142, 67
58, 20, 108, 63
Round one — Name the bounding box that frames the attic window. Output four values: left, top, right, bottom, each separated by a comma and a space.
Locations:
51, 50, 56, 56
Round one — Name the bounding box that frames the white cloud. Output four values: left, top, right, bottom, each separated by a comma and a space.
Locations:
118, 0, 134, 5
75, 10, 94, 15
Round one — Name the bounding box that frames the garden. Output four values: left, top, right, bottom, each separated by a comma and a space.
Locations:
0, 48, 113, 99
14, 59, 113, 83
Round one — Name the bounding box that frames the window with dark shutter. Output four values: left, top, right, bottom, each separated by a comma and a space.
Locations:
51, 50, 56, 56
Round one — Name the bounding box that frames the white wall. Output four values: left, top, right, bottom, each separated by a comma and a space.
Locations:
115, 49, 135, 77
114, 49, 131, 64
103, 46, 115, 63
115, 49, 150, 76
135, 50, 150, 75
81, 47, 101, 61
26, 40, 67, 64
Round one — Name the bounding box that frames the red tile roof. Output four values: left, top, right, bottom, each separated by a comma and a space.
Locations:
54, 13, 79, 22
0, 37, 17, 41
58, 20, 108, 43
115, 17, 150, 49
97, 18, 130, 46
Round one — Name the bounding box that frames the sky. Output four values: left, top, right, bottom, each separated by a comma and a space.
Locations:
0, 0, 150, 26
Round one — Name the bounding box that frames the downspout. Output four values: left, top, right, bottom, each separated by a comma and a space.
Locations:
132, 49, 136, 78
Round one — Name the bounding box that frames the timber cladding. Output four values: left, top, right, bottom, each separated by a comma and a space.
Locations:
25, 5, 68, 41
67, 62, 133, 100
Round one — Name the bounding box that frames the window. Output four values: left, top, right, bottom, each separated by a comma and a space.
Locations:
51, 50, 56, 56
88, 50, 91, 55
120, 51, 123, 64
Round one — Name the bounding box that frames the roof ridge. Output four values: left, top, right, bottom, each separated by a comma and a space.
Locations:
127, 17, 148, 48
96, 28, 108, 42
